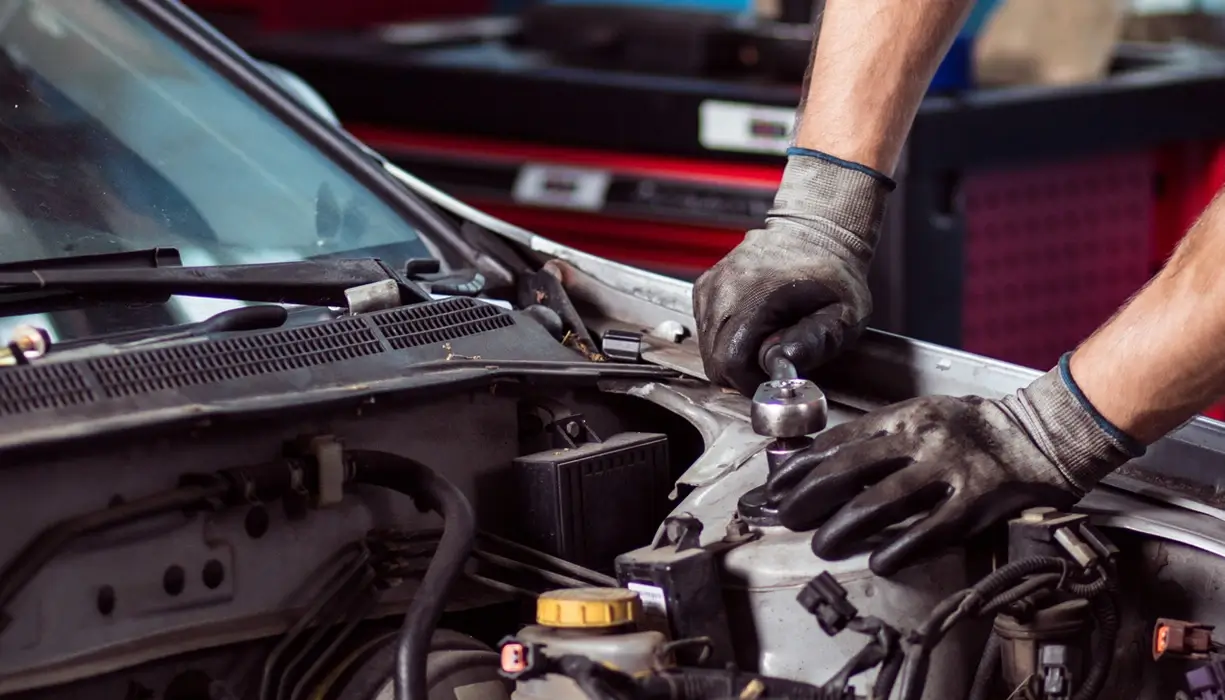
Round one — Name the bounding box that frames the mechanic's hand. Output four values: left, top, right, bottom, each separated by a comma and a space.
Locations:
766, 355, 1147, 576
693, 149, 895, 395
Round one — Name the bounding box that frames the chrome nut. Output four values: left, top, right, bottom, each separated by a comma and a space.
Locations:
751, 378, 828, 438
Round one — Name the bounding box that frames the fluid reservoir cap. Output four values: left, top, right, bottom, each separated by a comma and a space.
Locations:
536, 588, 640, 629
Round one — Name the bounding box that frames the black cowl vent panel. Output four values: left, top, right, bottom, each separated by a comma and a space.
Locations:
369, 296, 514, 349
88, 318, 384, 399
0, 363, 95, 416
0, 297, 527, 417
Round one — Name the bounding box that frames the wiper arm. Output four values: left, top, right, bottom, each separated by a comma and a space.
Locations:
0, 247, 183, 273
0, 252, 432, 315
0, 247, 184, 316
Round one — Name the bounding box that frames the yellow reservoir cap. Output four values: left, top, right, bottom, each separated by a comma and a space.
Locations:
536, 588, 641, 629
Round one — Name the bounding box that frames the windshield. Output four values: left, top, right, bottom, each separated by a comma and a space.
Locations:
0, 0, 431, 341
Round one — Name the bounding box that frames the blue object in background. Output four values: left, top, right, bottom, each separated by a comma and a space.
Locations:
931, 35, 973, 92
933, 0, 1002, 91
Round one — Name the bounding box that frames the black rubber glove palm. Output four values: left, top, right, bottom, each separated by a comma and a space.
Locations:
766, 357, 1146, 577
693, 149, 894, 396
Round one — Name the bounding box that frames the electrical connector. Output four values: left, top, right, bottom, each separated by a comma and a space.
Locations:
1155, 618, 1217, 660
498, 637, 552, 681
797, 572, 858, 637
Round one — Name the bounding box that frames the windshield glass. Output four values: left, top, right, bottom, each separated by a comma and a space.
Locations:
0, 0, 431, 341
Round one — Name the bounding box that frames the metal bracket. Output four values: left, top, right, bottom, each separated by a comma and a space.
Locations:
344, 279, 402, 314
310, 435, 346, 508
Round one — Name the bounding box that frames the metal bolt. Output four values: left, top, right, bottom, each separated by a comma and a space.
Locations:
0, 324, 49, 367
726, 514, 751, 540
11, 325, 46, 357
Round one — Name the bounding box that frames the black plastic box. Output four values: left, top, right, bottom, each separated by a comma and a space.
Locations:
509, 432, 670, 571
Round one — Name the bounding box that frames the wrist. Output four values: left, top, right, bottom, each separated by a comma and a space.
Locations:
765, 149, 895, 265
1058, 353, 1147, 454
785, 148, 897, 191
1004, 357, 1145, 494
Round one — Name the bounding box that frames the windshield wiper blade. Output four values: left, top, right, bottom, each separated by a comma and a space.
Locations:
0, 256, 432, 314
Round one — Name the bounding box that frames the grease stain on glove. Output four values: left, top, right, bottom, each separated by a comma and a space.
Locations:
765, 357, 1146, 577
693, 149, 894, 396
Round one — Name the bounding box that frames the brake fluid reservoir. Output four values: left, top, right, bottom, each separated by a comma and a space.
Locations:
509, 588, 667, 700
720, 525, 972, 700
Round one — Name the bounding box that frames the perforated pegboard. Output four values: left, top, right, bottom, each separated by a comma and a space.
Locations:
961, 152, 1155, 371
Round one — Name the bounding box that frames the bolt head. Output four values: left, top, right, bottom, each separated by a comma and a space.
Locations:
10, 325, 47, 358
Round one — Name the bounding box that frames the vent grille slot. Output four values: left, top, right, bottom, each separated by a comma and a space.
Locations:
0, 298, 518, 414
89, 318, 383, 399
0, 364, 95, 416
370, 297, 514, 349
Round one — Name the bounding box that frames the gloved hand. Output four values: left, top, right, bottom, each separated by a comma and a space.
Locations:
693, 148, 895, 396
766, 355, 1146, 576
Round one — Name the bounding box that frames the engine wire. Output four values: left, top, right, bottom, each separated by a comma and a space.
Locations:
477, 530, 618, 587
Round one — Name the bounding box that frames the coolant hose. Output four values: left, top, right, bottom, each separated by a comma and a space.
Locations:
347, 450, 477, 700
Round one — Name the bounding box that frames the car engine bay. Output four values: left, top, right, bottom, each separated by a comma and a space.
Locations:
4, 265, 1225, 700
13, 0, 1225, 698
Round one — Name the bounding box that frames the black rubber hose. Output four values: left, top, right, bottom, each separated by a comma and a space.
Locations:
1071, 591, 1120, 700
1063, 574, 1111, 600
0, 479, 229, 635
873, 648, 904, 700
347, 450, 477, 700
899, 557, 1085, 700
972, 557, 1072, 597
967, 633, 1002, 700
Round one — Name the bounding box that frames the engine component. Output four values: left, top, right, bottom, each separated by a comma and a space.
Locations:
347, 450, 477, 700
325, 629, 511, 700
736, 348, 828, 526
506, 432, 670, 571
504, 653, 851, 700
718, 524, 971, 698
501, 587, 668, 700
600, 329, 644, 363
796, 573, 903, 698
1154, 618, 1218, 660
615, 515, 738, 668
0, 470, 239, 635
500, 569, 901, 700
1184, 658, 1225, 700
993, 601, 1092, 698
1155, 620, 1225, 700
966, 508, 1121, 700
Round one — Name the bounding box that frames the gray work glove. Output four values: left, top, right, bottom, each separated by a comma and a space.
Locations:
693, 149, 894, 395
766, 355, 1146, 576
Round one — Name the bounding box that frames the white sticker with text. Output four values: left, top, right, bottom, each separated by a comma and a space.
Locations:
698, 99, 795, 155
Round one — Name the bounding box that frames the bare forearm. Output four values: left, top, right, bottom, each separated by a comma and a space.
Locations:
795, 0, 975, 175
1071, 190, 1225, 444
